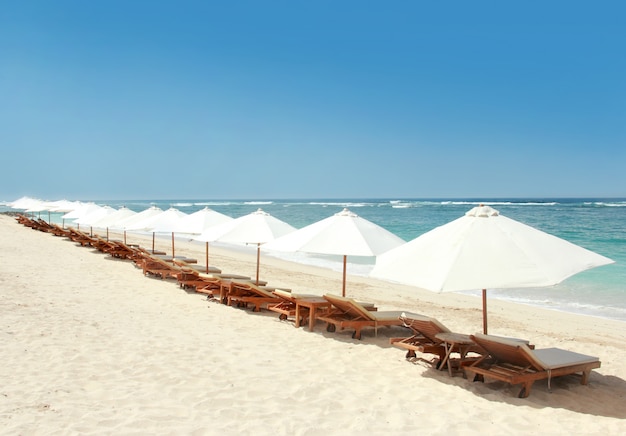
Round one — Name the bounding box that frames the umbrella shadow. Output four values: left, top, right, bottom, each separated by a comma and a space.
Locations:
419, 365, 626, 419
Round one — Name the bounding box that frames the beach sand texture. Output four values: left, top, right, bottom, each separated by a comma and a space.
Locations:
1, 215, 625, 435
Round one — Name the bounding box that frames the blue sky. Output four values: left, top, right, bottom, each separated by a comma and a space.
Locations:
2, 1, 625, 201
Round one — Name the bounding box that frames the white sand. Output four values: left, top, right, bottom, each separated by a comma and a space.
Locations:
1, 214, 625, 435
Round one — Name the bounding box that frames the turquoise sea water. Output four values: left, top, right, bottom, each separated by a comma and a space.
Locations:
4, 198, 626, 321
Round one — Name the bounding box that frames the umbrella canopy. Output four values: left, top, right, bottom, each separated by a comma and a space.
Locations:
370, 204, 615, 333
47, 199, 82, 213
110, 206, 163, 246
90, 207, 137, 240
173, 207, 232, 235
62, 202, 100, 220
25, 201, 53, 213
73, 205, 116, 234
173, 207, 233, 273
196, 208, 296, 284
9, 196, 45, 210
141, 208, 188, 257
62, 203, 105, 229
264, 208, 405, 296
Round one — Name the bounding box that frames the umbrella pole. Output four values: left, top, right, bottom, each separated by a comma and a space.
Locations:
124, 230, 127, 244
342, 255, 347, 297
152, 232, 155, 253
482, 289, 488, 334
171, 232, 175, 258
106, 228, 109, 241
256, 243, 260, 285
205, 242, 209, 274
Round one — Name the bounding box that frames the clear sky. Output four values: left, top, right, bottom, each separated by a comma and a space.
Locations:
1, 1, 625, 201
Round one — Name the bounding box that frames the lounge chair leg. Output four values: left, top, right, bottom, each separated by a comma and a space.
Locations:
352, 330, 362, 340
518, 382, 533, 398
581, 369, 591, 385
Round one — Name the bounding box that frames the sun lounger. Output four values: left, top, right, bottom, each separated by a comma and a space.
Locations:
464, 333, 601, 398
174, 267, 223, 294
66, 227, 97, 247
104, 241, 141, 260
138, 255, 184, 280
316, 294, 420, 340
390, 314, 461, 364
226, 281, 284, 312
268, 289, 321, 323
172, 260, 221, 275
45, 223, 72, 237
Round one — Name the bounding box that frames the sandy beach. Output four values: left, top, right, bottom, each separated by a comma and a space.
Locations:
1, 214, 625, 435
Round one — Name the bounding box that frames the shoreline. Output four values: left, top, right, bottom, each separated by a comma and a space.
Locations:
2, 215, 626, 434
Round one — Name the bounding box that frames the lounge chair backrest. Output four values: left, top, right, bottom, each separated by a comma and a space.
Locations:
274, 289, 293, 300
233, 282, 277, 299
324, 294, 377, 321
471, 333, 544, 370
402, 314, 451, 342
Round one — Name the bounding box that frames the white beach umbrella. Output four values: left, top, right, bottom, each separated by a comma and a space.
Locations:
24, 199, 54, 221
90, 207, 137, 240
74, 205, 115, 226
62, 203, 105, 230
110, 206, 163, 247
9, 196, 45, 211
47, 200, 82, 226
370, 204, 615, 334
173, 207, 233, 273
47, 199, 82, 213
196, 208, 296, 284
25, 201, 53, 213
73, 205, 116, 236
264, 208, 405, 297
140, 208, 188, 257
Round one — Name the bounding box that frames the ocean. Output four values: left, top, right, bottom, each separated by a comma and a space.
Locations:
4, 198, 625, 322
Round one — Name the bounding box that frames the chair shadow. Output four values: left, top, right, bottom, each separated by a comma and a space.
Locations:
417, 360, 626, 419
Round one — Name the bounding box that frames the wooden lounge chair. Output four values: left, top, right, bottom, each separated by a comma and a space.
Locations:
390, 314, 458, 362
226, 281, 284, 312
139, 255, 184, 280
104, 241, 141, 260
66, 227, 97, 247
172, 259, 221, 275
174, 267, 222, 294
49, 223, 72, 237
390, 314, 486, 374
465, 333, 601, 398
317, 294, 420, 340
268, 289, 321, 323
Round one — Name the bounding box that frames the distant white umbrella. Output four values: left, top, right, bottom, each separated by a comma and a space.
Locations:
264, 208, 405, 296
24, 200, 54, 221
91, 207, 137, 240
47, 199, 82, 213
196, 208, 296, 284
370, 205, 615, 334
110, 206, 163, 247
47, 200, 82, 226
74, 205, 115, 235
141, 208, 188, 257
9, 196, 45, 211
63, 203, 105, 230
173, 207, 233, 273
25, 201, 52, 213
